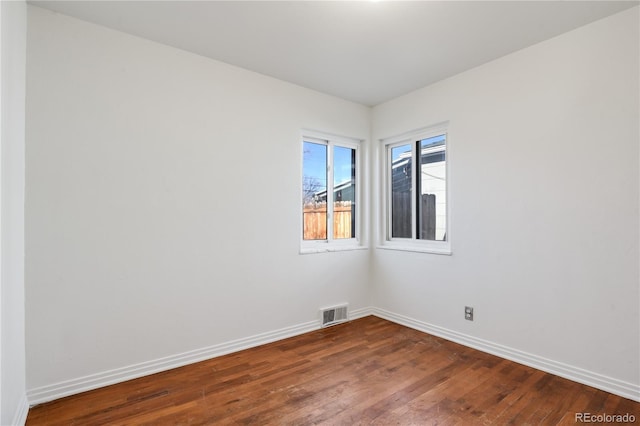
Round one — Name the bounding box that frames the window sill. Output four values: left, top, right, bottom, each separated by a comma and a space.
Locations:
300, 244, 368, 255
376, 243, 452, 256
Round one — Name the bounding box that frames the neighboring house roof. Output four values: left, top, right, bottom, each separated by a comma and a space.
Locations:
313, 179, 354, 200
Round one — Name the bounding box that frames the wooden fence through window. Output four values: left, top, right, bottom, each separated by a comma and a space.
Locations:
303, 202, 354, 240
391, 192, 436, 239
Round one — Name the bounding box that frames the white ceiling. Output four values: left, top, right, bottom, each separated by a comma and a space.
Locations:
29, 1, 638, 106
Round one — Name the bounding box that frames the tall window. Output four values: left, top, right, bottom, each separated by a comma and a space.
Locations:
302, 132, 360, 250
383, 124, 450, 254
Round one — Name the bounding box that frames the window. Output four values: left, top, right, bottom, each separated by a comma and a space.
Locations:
302, 131, 362, 252
382, 124, 450, 254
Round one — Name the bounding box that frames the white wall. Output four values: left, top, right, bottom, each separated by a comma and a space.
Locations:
1, 0, 27, 424
25, 6, 371, 396
372, 6, 639, 398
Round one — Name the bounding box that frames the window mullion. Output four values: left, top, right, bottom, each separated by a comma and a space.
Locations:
386, 146, 393, 241
326, 143, 334, 242
410, 143, 417, 240
353, 145, 359, 242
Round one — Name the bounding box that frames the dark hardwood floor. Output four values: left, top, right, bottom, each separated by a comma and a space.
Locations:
27, 316, 639, 425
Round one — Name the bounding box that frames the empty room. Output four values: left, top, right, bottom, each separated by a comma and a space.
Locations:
1, 0, 639, 424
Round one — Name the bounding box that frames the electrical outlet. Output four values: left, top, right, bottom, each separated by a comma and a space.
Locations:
465, 306, 474, 321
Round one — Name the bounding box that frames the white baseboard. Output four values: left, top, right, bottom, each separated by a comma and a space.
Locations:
349, 306, 374, 320
27, 306, 637, 406
372, 307, 640, 402
12, 394, 29, 426
28, 319, 320, 405
27, 306, 374, 406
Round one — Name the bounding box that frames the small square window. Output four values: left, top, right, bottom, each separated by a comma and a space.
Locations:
301, 131, 363, 253
382, 124, 450, 254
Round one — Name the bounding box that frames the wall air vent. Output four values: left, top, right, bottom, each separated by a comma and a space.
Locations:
320, 304, 348, 328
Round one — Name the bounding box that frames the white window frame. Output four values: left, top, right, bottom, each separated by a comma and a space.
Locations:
300, 130, 365, 254
379, 122, 451, 255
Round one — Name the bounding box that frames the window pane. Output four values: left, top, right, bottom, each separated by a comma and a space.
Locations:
333, 146, 356, 239
391, 144, 412, 238
303, 141, 327, 240
417, 135, 446, 241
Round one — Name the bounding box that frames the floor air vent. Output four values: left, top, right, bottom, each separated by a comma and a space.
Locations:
321, 304, 348, 327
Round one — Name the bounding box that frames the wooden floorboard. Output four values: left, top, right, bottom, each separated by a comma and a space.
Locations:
26, 316, 640, 425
